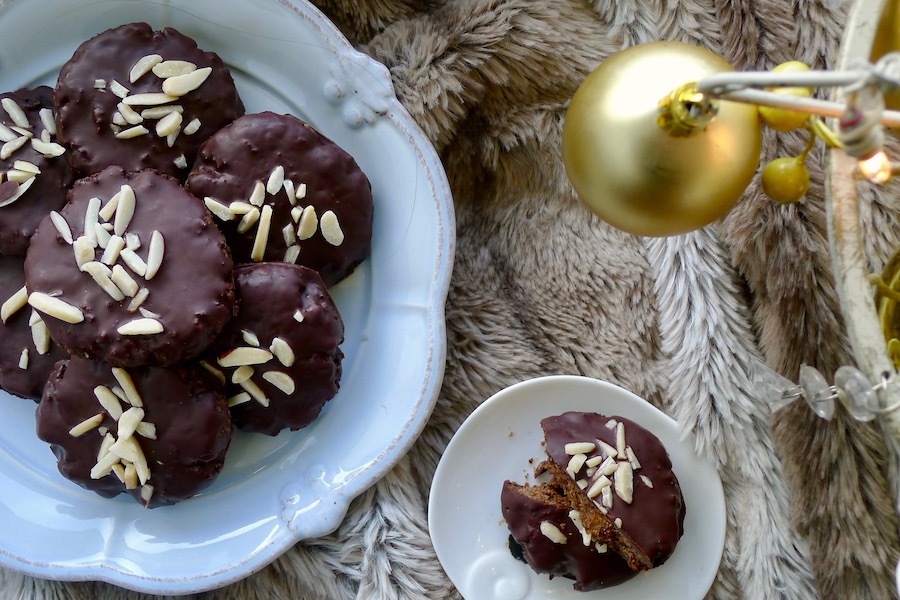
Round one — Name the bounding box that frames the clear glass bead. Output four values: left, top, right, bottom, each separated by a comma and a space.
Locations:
834, 366, 877, 422
799, 364, 835, 420
747, 356, 800, 411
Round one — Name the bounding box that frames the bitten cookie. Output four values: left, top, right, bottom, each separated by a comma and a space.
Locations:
36, 356, 232, 507
0, 86, 75, 256
24, 167, 235, 367
0, 255, 68, 401
186, 112, 373, 286
54, 22, 244, 179
201, 262, 344, 436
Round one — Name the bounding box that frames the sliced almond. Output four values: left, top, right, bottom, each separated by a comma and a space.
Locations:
640, 475, 653, 489
126, 287, 150, 313
108, 435, 141, 463
241, 329, 260, 347
586, 474, 612, 499
292, 309, 304, 323
117, 407, 145, 440
568, 510, 592, 546
46, 211, 72, 244
117, 318, 164, 335
114, 185, 136, 235
282, 223, 297, 247
39, 108, 56, 135
0, 122, 17, 142
605, 419, 617, 430
123, 462, 138, 490
262, 371, 295, 395
122, 93, 178, 106
109, 80, 129, 99
28, 292, 83, 323
109, 368, 143, 407
0, 98, 28, 128
616, 422, 626, 457
138, 308, 161, 320
290, 206, 302, 222
117, 102, 143, 125
625, 446, 641, 471
94, 223, 111, 249
97, 433, 115, 461
217, 347, 273, 367
17, 348, 28, 369
173, 154, 187, 169
182, 118, 201, 135
129, 54, 163, 83
155, 110, 182, 137
283, 179, 296, 205
283, 245, 300, 264
227, 391, 252, 407
237, 207, 260, 233
614, 461, 633, 504
98, 190, 121, 222
0, 136, 28, 160
585, 454, 605, 468
231, 365, 254, 384
136, 421, 157, 440
566, 453, 587, 478
140, 484, 154, 505
564, 442, 595, 455
0, 176, 33, 209
597, 440, 618, 459
30, 318, 50, 355
269, 337, 295, 367
248, 180, 266, 207
203, 197, 232, 221
239, 378, 270, 407
90, 448, 121, 479
29, 138, 65, 157
73, 236, 95, 268
119, 248, 148, 278
110, 265, 139, 297
598, 455, 618, 477
229, 201, 255, 216
250, 205, 273, 261
152, 60, 197, 78
82, 261, 124, 301
296, 182, 307, 200
110, 463, 126, 484
115, 125, 149, 139
266, 165, 285, 195
6, 168, 35, 183
145, 230, 164, 280
162, 66, 212, 96
1, 285, 27, 323
9, 126, 32, 139
140, 105, 183, 120
539, 521, 566, 544
125, 232, 141, 251
68, 413, 104, 438
296, 205, 317, 240
13, 160, 40, 174
100, 235, 126, 266
319, 210, 344, 246
94, 385, 124, 420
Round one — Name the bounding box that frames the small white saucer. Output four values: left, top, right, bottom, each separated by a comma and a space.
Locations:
428, 375, 725, 600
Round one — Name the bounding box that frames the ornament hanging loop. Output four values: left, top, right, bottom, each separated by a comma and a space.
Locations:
657, 83, 719, 137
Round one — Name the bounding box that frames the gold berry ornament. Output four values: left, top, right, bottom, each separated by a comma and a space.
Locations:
761, 134, 814, 204
758, 61, 813, 131
562, 41, 762, 237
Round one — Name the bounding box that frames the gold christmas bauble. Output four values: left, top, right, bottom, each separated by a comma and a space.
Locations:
562, 41, 762, 237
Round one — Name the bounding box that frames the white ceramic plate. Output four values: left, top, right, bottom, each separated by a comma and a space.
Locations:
429, 376, 725, 600
0, 0, 454, 594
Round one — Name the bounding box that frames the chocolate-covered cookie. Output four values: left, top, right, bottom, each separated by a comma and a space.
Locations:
25, 167, 235, 367
202, 262, 344, 435
0, 86, 75, 256
539, 412, 686, 571
501, 481, 637, 591
0, 255, 68, 401
36, 356, 231, 507
186, 112, 373, 286
54, 22, 244, 179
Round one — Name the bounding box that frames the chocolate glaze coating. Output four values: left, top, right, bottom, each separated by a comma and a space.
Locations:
501, 481, 637, 591
186, 112, 373, 286
36, 356, 232, 507
25, 167, 235, 366
54, 22, 244, 179
0, 86, 75, 256
0, 256, 68, 401
541, 412, 686, 567
204, 263, 344, 435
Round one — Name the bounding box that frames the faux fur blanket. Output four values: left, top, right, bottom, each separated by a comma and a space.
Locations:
6, 0, 900, 598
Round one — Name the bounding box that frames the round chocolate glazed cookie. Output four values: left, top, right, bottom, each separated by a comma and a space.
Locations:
24, 167, 235, 367
186, 112, 373, 286
501, 480, 637, 591
36, 356, 232, 508
0, 86, 75, 256
54, 22, 244, 179
539, 412, 686, 571
202, 262, 344, 436
0, 255, 68, 401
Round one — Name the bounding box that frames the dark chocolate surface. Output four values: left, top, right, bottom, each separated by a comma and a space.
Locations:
25, 167, 235, 366
54, 22, 244, 179
0, 255, 68, 401
35, 356, 232, 507
501, 481, 637, 591
204, 263, 344, 435
0, 86, 75, 256
186, 112, 373, 286
541, 412, 686, 567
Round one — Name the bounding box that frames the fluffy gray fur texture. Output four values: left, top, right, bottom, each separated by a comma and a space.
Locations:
4, 0, 899, 598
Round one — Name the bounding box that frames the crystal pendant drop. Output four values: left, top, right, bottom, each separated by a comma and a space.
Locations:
746, 356, 799, 411
799, 364, 835, 420
834, 366, 877, 422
